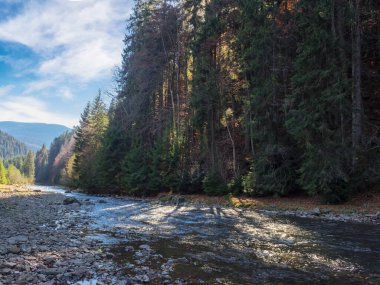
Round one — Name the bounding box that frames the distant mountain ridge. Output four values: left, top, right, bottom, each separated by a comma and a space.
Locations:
0, 130, 29, 159
0, 121, 71, 151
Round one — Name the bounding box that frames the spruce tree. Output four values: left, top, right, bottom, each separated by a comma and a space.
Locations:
74, 102, 91, 176
286, 0, 351, 203
239, 0, 299, 196
24, 151, 35, 183
73, 93, 109, 189
121, 142, 150, 196
35, 144, 49, 183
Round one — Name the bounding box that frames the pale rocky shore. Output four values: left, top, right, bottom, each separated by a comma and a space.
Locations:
0, 186, 178, 285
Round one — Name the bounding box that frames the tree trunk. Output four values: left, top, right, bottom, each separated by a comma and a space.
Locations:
226, 122, 237, 178
352, 0, 363, 172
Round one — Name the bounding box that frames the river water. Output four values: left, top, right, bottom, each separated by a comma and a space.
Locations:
36, 186, 380, 285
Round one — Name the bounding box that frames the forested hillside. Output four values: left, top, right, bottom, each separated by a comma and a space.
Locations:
0, 130, 35, 184
35, 131, 75, 185
0, 130, 28, 160
56, 0, 379, 203
0, 121, 71, 151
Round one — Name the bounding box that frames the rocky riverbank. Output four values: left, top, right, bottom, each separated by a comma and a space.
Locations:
156, 193, 380, 225
257, 207, 380, 225
0, 186, 175, 285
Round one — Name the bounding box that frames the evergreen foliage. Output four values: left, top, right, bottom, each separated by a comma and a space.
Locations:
24, 151, 35, 183
73, 93, 109, 190
120, 143, 150, 195
285, 0, 352, 202
203, 171, 228, 196
67, 0, 379, 202
239, 0, 300, 196
35, 145, 49, 183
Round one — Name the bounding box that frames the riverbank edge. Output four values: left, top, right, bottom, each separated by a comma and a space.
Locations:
157, 193, 380, 225
58, 185, 380, 225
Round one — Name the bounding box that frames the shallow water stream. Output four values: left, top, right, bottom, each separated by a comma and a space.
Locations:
37, 186, 380, 284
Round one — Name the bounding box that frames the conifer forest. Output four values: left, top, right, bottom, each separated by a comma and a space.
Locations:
31, 0, 380, 204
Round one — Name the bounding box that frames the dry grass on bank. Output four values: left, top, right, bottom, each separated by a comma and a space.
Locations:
0, 185, 40, 198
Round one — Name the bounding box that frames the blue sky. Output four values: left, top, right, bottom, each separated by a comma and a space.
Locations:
0, 0, 133, 128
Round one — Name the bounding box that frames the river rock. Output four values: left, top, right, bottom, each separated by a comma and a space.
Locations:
43, 256, 56, 265
135, 274, 150, 283
0, 268, 12, 275
312, 208, 321, 216
126, 263, 135, 269
8, 245, 21, 254
40, 281, 55, 285
125, 246, 134, 252
41, 268, 65, 275
21, 245, 32, 254
16, 273, 36, 284
72, 267, 89, 278
37, 274, 47, 282
172, 196, 185, 205
1, 262, 17, 269
7, 235, 28, 244
139, 244, 151, 250
0, 246, 8, 255
63, 197, 81, 205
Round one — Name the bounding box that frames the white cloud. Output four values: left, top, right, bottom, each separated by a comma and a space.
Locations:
0, 0, 131, 82
23, 80, 56, 95
0, 85, 14, 97
0, 96, 77, 127
23, 80, 74, 100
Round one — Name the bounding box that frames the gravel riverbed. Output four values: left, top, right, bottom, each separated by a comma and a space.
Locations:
0, 187, 152, 285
